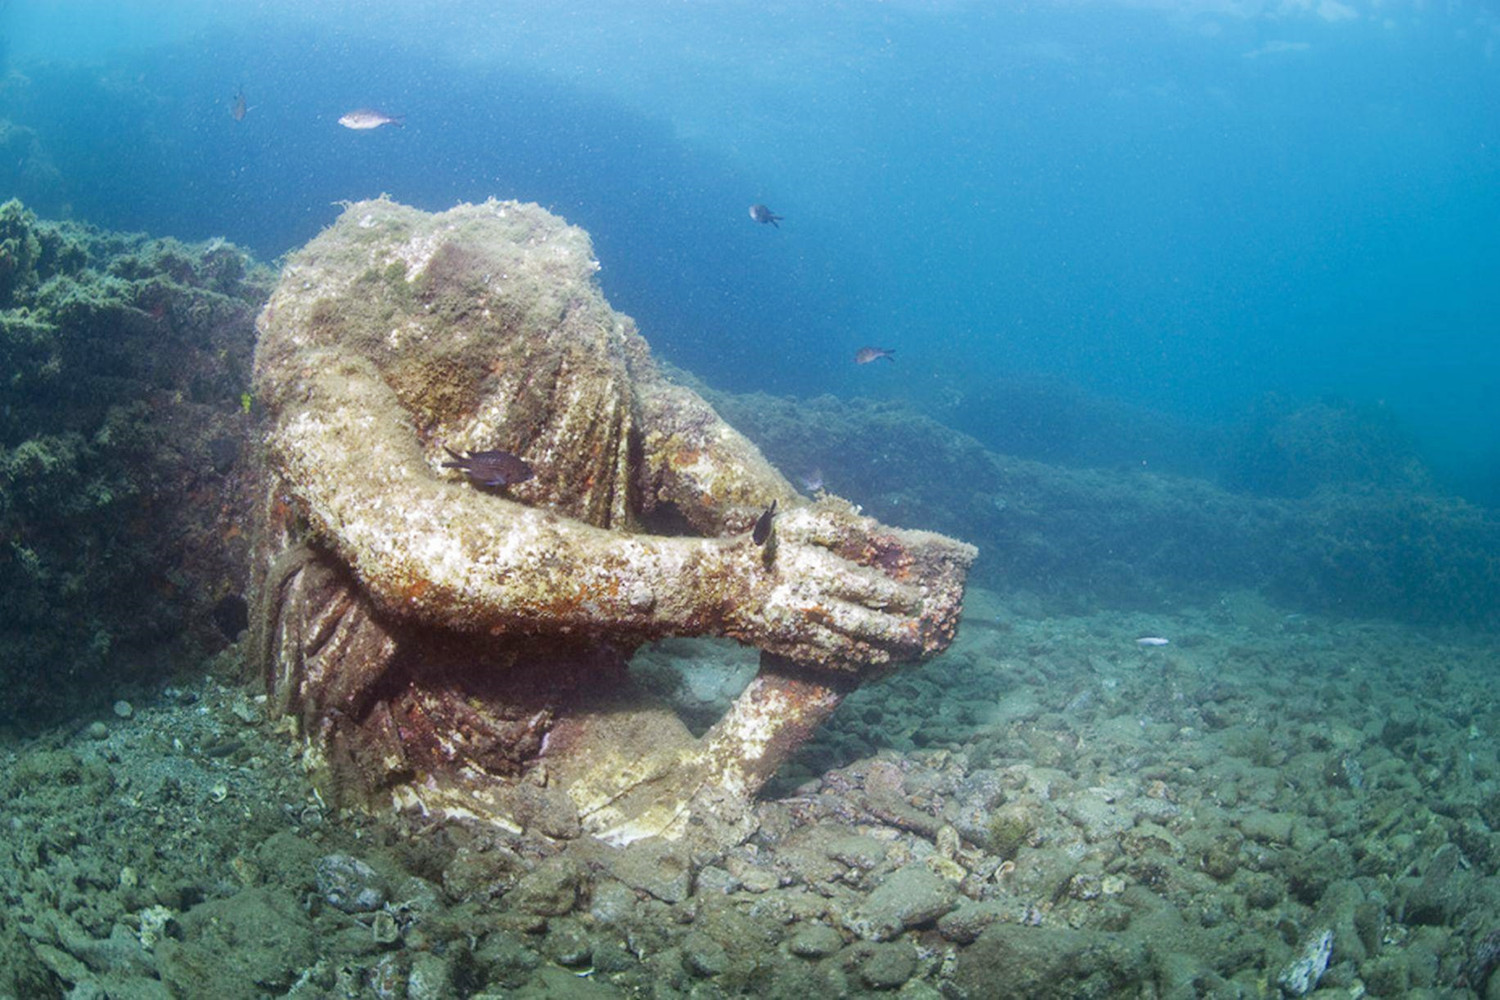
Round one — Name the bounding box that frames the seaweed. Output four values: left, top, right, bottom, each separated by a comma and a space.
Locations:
0, 201, 274, 723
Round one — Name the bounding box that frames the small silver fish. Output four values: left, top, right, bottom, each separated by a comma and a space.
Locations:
339, 108, 404, 130
855, 347, 895, 364
1135, 636, 1170, 647
231, 88, 249, 122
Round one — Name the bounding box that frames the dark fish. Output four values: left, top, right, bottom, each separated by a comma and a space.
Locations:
442, 446, 534, 487
855, 347, 895, 364
748, 204, 783, 227
231, 88, 248, 122
752, 500, 777, 546
339, 108, 404, 130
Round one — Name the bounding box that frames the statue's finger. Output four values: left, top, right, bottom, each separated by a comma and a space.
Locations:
828, 569, 921, 615
801, 599, 910, 647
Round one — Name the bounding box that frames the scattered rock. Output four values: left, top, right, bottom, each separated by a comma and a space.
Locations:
788, 923, 844, 958
1238, 808, 1294, 845
682, 931, 730, 978
1404, 842, 1465, 926
156, 887, 316, 999
846, 865, 958, 941
541, 916, 593, 967
937, 901, 1009, 944
1276, 927, 1333, 998
406, 952, 455, 1000
953, 922, 1150, 1000
509, 855, 583, 917
858, 939, 919, 990
605, 839, 693, 903
371, 909, 401, 945
315, 853, 388, 913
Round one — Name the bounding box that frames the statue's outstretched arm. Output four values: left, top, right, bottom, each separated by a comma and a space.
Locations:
265, 354, 958, 670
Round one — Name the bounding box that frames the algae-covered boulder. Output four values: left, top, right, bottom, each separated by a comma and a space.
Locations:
0, 199, 273, 722
156, 887, 317, 999
953, 922, 1151, 999
251, 197, 974, 843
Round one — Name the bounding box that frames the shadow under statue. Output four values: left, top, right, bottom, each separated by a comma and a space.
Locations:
250, 198, 975, 846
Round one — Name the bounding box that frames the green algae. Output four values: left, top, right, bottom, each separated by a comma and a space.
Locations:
984, 804, 1036, 861
0, 201, 274, 723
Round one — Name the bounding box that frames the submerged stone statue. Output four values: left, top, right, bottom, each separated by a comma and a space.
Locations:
251, 198, 974, 844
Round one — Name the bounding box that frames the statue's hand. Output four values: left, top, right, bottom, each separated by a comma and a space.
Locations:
721, 504, 963, 671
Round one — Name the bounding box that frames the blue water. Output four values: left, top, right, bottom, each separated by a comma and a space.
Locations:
3, 0, 1497, 501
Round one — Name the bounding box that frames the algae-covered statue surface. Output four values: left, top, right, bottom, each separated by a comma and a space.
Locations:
252, 197, 975, 844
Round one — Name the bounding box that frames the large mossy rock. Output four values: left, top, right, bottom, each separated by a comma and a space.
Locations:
0, 200, 273, 723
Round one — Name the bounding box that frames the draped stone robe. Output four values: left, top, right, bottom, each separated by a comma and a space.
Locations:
250, 198, 973, 844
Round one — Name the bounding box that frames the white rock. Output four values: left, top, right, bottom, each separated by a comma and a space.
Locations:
1277, 928, 1333, 997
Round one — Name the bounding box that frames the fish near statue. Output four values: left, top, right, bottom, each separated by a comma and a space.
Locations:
752, 500, 777, 546
250, 197, 974, 846
749, 204, 783, 227
338, 108, 404, 130
441, 446, 533, 487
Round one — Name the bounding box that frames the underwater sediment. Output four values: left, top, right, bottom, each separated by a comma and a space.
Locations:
3, 592, 1499, 997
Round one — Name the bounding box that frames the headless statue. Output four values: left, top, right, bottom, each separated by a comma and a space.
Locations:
251, 198, 974, 845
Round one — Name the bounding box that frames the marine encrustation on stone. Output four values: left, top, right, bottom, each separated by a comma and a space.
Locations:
250, 197, 974, 846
